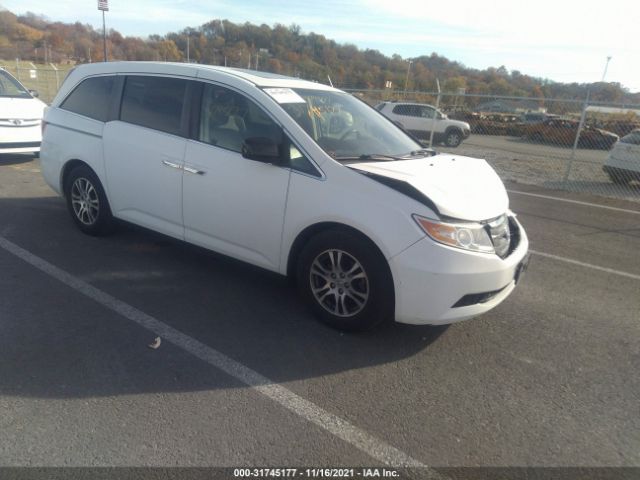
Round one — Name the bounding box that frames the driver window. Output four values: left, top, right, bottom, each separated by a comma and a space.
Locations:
421, 106, 435, 118
198, 83, 282, 154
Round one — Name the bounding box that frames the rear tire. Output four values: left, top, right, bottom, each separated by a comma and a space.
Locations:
64, 165, 115, 236
296, 229, 394, 332
444, 129, 463, 147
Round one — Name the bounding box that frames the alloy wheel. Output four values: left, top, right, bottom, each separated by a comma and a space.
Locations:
309, 249, 369, 317
70, 177, 100, 225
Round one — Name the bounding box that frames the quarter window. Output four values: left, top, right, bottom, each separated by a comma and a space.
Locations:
120, 76, 188, 136
60, 76, 115, 122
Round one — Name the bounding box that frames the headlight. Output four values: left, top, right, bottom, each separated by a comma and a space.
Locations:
413, 215, 495, 254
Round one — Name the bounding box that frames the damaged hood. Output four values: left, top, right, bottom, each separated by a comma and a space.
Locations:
349, 153, 509, 222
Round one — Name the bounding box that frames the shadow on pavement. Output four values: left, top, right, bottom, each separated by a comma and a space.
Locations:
0, 153, 37, 166
0, 196, 448, 399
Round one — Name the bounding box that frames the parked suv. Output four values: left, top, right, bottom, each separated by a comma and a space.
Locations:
41, 62, 528, 331
375, 101, 471, 147
0, 68, 46, 155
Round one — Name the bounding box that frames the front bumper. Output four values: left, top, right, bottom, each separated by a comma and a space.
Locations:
0, 124, 42, 154
389, 215, 529, 325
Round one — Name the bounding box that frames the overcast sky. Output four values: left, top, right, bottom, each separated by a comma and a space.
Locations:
3, 0, 639, 92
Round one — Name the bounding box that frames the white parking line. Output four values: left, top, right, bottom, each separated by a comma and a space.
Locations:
530, 250, 640, 281
507, 190, 640, 215
0, 235, 441, 474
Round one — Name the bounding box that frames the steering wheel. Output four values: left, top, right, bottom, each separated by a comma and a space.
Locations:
339, 129, 359, 142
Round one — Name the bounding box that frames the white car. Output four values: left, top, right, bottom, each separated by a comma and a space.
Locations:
40, 62, 528, 331
0, 68, 46, 155
375, 101, 471, 147
603, 129, 640, 185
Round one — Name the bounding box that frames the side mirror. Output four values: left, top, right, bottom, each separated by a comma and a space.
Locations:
29, 90, 39, 98
241, 137, 282, 164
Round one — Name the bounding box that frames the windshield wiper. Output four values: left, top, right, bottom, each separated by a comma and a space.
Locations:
405, 148, 437, 158
334, 153, 404, 162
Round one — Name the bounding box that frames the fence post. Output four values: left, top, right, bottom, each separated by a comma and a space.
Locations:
50, 63, 60, 90
15, 58, 20, 81
562, 90, 590, 188
428, 79, 441, 149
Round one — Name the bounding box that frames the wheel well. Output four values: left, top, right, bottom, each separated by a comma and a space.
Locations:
286, 222, 388, 278
60, 159, 91, 196
445, 126, 462, 135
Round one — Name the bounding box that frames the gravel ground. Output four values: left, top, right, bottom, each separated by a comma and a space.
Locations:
438, 135, 640, 203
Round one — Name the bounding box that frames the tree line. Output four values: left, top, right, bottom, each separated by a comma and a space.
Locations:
1, 7, 638, 104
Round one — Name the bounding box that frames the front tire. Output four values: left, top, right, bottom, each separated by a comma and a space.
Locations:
297, 230, 394, 332
64, 165, 115, 236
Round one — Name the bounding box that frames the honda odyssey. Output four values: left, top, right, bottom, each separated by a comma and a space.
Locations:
40, 62, 529, 331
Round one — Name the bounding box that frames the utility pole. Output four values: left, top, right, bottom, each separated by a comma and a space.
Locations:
404, 59, 413, 94
601, 56, 612, 82
187, 37, 190, 63
98, 0, 109, 62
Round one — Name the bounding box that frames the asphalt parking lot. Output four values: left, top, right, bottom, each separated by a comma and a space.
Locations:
1, 154, 639, 472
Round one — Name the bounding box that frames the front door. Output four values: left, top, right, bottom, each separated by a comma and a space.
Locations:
182, 83, 291, 271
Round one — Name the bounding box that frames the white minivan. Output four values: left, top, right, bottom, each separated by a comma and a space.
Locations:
41, 62, 529, 331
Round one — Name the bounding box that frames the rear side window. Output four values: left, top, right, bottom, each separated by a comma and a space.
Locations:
392, 104, 420, 117
60, 76, 115, 122
120, 75, 188, 136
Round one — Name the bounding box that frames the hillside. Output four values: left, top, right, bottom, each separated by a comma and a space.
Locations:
1, 6, 638, 103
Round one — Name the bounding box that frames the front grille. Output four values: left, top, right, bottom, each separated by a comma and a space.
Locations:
0, 119, 41, 128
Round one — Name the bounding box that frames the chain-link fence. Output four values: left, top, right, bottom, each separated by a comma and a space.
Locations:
3, 62, 639, 203
348, 89, 640, 203
1, 61, 74, 104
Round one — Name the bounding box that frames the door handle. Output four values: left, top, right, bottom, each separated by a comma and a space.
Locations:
162, 160, 182, 170
183, 165, 206, 175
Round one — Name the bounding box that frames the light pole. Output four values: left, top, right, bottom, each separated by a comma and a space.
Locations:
404, 59, 413, 94
601, 56, 612, 82
97, 0, 109, 62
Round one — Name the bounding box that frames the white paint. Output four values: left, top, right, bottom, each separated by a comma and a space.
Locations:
41, 61, 528, 326
530, 249, 640, 281
0, 235, 435, 472
508, 190, 640, 215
